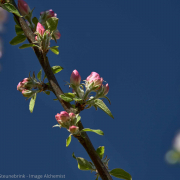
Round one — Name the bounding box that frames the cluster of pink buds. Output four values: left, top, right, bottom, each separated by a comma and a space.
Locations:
39, 9, 57, 26
69, 70, 109, 101
34, 22, 61, 52
55, 111, 79, 134
35, 22, 51, 52
38, 9, 61, 41
17, 76, 43, 98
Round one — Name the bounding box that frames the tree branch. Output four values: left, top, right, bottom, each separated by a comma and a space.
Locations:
11, 1, 112, 179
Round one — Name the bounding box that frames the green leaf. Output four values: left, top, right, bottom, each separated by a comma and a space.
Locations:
29, 93, 36, 113
64, 93, 76, 99
50, 46, 59, 55
46, 17, 59, 31
76, 115, 81, 125
81, 128, 104, 136
72, 152, 76, 159
52, 33, 57, 43
60, 94, 73, 102
76, 157, 94, 171
44, 91, 50, 95
19, 43, 35, 49
15, 25, 23, 35
53, 98, 58, 101
44, 65, 63, 79
110, 168, 132, 180
37, 69, 42, 81
10, 35, 26, 45
2, 3, 22, 17
66, 134, 71, 147
73, 97, 83, 102
32, 17, 38, 28
94, 99, 114, 119
51, 65, 63, 74
96, 146, 105, 159
95, 175, 99, 180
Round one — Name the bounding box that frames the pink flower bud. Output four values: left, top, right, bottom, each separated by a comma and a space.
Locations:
36, 22, 45, 36
55, 111, 70, 123
70, 70, 81, 86
40, 9, 57, 19
69, 126, 79, 134
18, 0, 31, 16
17, 82, 22, 91
22, 78, 29, 84
86, 72, 103, 90
22, 90, 34, 98
53, 29, 61, 40
69, 112, 76, 119
46, 9, 57, 18
103, 83, 109, 96
17, 78, 29, 91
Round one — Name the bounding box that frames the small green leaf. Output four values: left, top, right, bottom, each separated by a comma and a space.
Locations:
44, 91, 50, 95
37, 69, 42, 81
72, 152, 76, 159
60, 94, 73, 102
110, 168, 132, 180
2, 3, 22, 17
96, 146, 105, 159
32, 17, 38, 28
76, 115, 81, 125
76, 157, 94, 171
53, 98, 58, 101
44, 65, 63, 79
66, 134, 71, 147
15, 25, 23, 35
29, 93, 36, 113
73, 97, 83, 102
81, 128, 104, 136
52, 33, 57, 43
64, 93, 76, 99
46, 17, 59, 31
94, 99, 114, 119
51, 65, 63, 74
50, 46, 59, 55
95, 175, 99, 180
10, 35, 26, 45
19, 43, 35, 49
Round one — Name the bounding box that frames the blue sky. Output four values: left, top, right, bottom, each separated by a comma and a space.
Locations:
0, 0, 180, 179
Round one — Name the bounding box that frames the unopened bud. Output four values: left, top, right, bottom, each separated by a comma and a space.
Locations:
55, 111, 70, 124
53, 29, 61, 40
69, 126, 79, 134
70, 70, 81, 86
103, 83, 109, 96
86, 72, 103, 91
36, 22, 45, 36
18, 0, 31, 16
22, 90, 34, 98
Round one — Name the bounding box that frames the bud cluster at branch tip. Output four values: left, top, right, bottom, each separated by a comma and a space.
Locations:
67, 70, 110, 111
17, 72, 49, 99
55, 111, 79, 134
